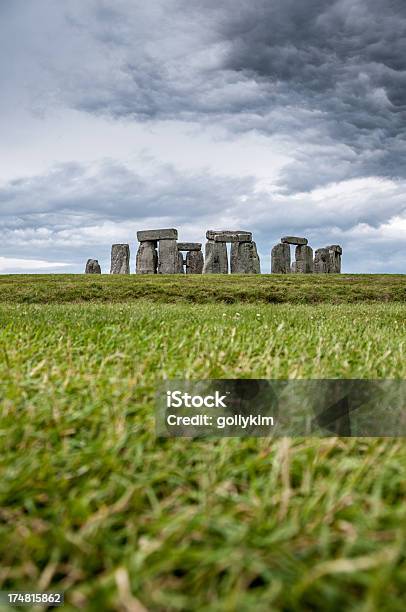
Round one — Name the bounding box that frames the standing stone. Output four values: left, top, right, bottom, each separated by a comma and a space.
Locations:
85, 259, 101, 274
271, 243, 291, 274
295, 245, 314, 273
314, 248, 329, 273
186, 250, 204, 274
136, 241, 158, 274
158, 239, 178, 274
110, 244, 130, 274
327, 245, 342, 273
177, 252, 185, 274
203, 241, 228, 274
230, 241, 260, 273
314, 245, 342, 273
291, 261, 297, 273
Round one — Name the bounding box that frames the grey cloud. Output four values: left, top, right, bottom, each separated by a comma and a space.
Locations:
1, 1, 406, 273
2, 1, 404, 185
8, 0, 400, 189
218, 0, 406, 182
0, 159, 256, 269
1, 159, 406, 273
0, 160, 253, 222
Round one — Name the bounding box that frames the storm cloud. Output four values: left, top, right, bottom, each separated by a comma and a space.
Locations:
0, 0, 405, 272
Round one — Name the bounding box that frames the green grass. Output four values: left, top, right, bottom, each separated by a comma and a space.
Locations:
0, 276, 405, 611
0, 273, 405, 304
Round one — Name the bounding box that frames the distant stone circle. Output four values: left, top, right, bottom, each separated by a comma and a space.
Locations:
271, 236, 342, 274
84, 229, 342, 275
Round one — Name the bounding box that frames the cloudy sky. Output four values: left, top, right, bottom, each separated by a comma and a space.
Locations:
1, 0, 405, 273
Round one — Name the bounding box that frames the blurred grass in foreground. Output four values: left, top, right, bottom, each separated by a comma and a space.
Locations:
0, 294, 405, 611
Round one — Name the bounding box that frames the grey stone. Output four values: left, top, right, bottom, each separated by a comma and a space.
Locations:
177, 252, 185, 274
177, 242, 202, 251
186, 250, 204, 274
110, 244, 130, 274
281, 236, 308, 246
158, 239, 178, 274
230, 241, 260, 273
206, 230, 252, 243
327, 244, 343, 254
314, 248, 329, 273
291, 261, 297, 273
85, 259, 101, 274
295, 245, 314, 273
137, 228, 178, 242
136, 241, 158, 274
314, 245, 342, 273
203, 240, 228, 274
327, 246, 342, 273
271, 243, 291, 274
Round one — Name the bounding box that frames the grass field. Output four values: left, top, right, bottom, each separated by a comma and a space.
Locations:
0, 275, 405, 611
1, 273, 406, 304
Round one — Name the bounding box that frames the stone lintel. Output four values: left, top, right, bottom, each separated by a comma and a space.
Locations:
137, 228, 178, 241
177, 242, 202, 251
206, 230, 252, 242
281, 236, 308, 245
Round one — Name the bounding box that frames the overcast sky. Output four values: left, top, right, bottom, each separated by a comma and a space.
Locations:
1, 0, 405, 273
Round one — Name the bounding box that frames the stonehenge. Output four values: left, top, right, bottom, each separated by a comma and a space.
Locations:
272, 236, 342, 274
110, 244, 130, 274
177, 243, 202, 251
178, 243, 204, 274
136, 241, 158, 274
327, 245, 342, 274
203, 240, 228, 274
271, 243, 290, 274
295, 245, 314, 274
85, 259, 101, 274
203, 230, 260, 274
135, 229, 178, 274
206, 230, 252, 243
186, 250, 204, 274
85, 228, 342, 276
158, 239, 178, 274
135, 228, 260, 275
314, 248, 329, 274
137, 229, 177, 241
230, 241, 261, 274
136, 230, 206, 274
281, 236, 308, 246
314, 245, 342, 273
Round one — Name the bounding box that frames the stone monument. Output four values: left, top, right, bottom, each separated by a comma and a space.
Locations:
314, 245, 342, 273
272, 235, 342, 274
110, 244, 130, 274
178, 243, 204, 274
85, 259, 101, 274
295, 244, 314, 273
271, 243, 291, 274
272, 236, 314, 274
203, 231, 260, 274
136, 229, 178, 274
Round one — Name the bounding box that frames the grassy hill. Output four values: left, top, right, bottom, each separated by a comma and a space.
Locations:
0, 275, 405, 610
